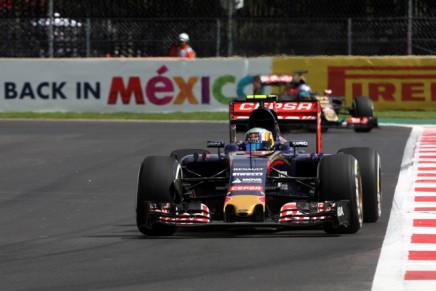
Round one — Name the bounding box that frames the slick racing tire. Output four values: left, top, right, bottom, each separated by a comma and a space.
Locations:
352, 96, 374, 133
170, 149, 210, 161
136, 156, 179, 236
318, 154, 364, 234
338, 147, 381, 223
353, 96, 374, 117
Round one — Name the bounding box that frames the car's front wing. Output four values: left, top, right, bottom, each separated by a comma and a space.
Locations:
148, 200, 350, 229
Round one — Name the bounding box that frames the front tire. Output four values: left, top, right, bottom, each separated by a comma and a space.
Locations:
352, 96, 374, 132
338, 147, 381, 223
353, 96, 374, 117
318, 154, 363, 234
136, 156, 179, 236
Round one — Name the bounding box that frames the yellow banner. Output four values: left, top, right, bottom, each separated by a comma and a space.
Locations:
272, 57, 436, 110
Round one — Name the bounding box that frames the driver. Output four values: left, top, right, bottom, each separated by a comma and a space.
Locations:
243, 127, 275, 151
297, 83, 312, 99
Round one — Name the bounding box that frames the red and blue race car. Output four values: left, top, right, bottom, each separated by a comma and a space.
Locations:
136, 95, 381, 236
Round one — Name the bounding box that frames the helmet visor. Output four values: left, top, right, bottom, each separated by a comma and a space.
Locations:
245, 141, 272, 151
246, 142, 261, 151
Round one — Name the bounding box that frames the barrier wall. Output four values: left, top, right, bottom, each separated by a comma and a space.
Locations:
0, 57, 435, 112
273, 57, 436, 111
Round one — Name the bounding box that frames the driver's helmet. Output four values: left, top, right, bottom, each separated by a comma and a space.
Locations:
297, 84, 312, 99
244, 127, 275, 151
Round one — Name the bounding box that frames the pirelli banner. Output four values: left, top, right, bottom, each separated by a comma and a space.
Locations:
272, 56, 436, 111
0, 57, 435, 112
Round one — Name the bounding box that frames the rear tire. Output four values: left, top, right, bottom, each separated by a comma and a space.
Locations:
136, 156, 179, 236
318, 154, 363, 234
338, 147, 381, 223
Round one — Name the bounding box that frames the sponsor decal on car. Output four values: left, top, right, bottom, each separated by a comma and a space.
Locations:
229, 185, 263, 192
207, 141, 225, 147
233, 172, 263, 176
233, 102, 316, 111
242, 178, 262, 183
292, 141, 308, 147
232, 177, 262, 184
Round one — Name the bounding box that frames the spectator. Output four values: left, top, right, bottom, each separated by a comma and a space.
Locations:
169, 33, 196, 59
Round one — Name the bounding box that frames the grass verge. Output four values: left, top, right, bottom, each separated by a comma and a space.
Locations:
0, 110, 434, 121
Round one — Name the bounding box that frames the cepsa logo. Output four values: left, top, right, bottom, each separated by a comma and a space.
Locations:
229, 186, 264, 192
235, 102, 316, 111
107, 65, 251, 106
328, 66, 436, 102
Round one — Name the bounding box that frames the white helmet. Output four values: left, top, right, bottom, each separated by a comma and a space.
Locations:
179, 33, 189, 42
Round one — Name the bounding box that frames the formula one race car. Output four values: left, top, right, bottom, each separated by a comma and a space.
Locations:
136, 95, 381, 236
232, 72, 378, 132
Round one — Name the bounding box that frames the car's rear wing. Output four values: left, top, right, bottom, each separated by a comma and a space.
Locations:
229, 95, 322, 153
257, 74, 294, 87
255, 72, 308, 88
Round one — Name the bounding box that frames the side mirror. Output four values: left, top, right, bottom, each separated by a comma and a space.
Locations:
207, 141, 225, 156
207, 141, 225, 148
291, 140, 309, 148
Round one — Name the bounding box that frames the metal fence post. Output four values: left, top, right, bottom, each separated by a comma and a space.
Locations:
407, 0, 413, 55
216, 18, 221, 57
348, 18, 352, 55
227, 0, 233, 56
86, 18, 91, 57
48, 0, 54, 58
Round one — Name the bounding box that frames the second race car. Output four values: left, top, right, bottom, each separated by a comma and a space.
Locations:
232, 71, 378, 132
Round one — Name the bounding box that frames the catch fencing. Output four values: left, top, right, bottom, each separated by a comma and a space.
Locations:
0, 0, 435, 57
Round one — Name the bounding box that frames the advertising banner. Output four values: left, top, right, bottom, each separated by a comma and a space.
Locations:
0, 58, 272, 113
272, 57, 436, 110
1, 56, 435, 112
